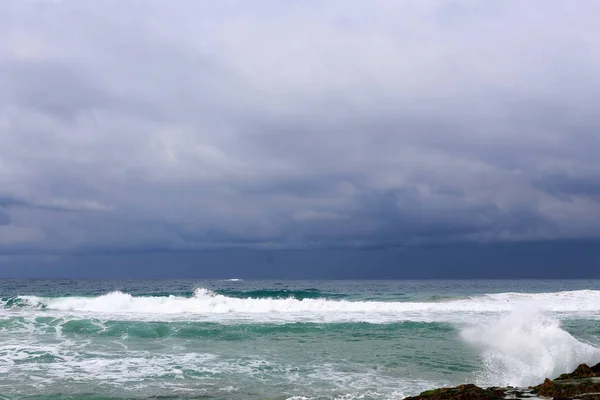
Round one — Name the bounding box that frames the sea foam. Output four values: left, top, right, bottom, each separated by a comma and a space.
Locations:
2, 288, 600, 394
6, 288, 600, 324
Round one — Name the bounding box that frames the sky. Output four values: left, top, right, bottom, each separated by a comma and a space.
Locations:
1, 1, 599, 278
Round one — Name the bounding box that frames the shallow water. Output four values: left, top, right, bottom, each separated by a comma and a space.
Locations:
1, 279, 599, 399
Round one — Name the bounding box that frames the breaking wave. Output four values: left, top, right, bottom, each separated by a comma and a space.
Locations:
462, 305, 600, 386
1, 287, 600, 393
215, 288, 347, 300
3, 289, 600, 324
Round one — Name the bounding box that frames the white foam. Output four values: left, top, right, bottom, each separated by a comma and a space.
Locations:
3, 289, 600, 397
9, 288, 600, 323
462, 305, 600, 387
286, 390, 408, 400
0, 339, 441, 400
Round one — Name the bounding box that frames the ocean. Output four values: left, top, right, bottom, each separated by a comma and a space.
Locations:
1, 279, 599, 400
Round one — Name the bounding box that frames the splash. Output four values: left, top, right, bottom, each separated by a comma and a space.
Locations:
462, 305, 600, 387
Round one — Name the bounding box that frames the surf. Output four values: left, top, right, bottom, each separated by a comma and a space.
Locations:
4, 289, 600, 324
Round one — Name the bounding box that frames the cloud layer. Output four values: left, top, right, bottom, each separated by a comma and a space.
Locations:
1, 0, 600, 254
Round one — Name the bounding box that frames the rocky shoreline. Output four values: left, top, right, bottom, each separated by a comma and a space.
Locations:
403, 363, 600, 400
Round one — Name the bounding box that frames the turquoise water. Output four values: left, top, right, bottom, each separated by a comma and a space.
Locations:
1, 280, 600, 400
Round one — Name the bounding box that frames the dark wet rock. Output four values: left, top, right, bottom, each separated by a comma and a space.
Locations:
404, 384, 505, 400
531, 376, 600, 398
553, 395, 600, 400
567, 394, 600, 400
404, 363, 600, 400
530, 363, 600, 398
556, 363, 600, 381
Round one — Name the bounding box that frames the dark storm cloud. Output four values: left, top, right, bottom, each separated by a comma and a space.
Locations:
1, 0, 600, 255
0, 210, 10, 226
533, 175, 600, 200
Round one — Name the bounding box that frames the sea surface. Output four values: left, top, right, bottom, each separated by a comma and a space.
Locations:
1, 279, 600, 400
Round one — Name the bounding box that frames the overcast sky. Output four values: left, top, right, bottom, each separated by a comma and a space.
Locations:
1, 1, 599, 277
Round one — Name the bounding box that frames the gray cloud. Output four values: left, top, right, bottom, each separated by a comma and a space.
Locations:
1, 0, 600, 254
0, 209, 10, 226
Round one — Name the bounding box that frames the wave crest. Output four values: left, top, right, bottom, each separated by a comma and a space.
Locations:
462, 305, 600, 387
3, 289, 600, 325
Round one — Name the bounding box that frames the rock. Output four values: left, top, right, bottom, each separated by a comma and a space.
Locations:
555, 395, 600, 400
556, 364, 600, 380
572, 395, 600, 400
403, 363, 600, 400
531, 375, 600, 398
404, 384, 505, 400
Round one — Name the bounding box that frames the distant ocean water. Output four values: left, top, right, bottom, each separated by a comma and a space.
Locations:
1, 279, 600, 400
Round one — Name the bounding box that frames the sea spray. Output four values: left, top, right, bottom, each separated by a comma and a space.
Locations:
462, 305, 600, 387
